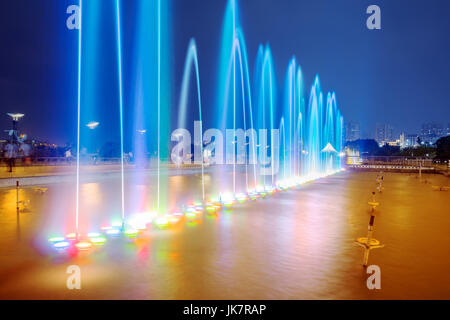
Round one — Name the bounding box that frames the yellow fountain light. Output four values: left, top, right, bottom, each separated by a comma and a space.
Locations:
48, 236, 66, 243
66, 233, 77, 240
90, 237, 107, 246
75, 241, 92, 251
124, 228, 139, 238
168, 214, 182, 225
236, 193, 248, 203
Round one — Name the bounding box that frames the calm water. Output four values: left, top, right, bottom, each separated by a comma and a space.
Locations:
0, 170, 449, 299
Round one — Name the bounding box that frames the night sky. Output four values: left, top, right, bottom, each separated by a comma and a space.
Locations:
1, 0, 450, 144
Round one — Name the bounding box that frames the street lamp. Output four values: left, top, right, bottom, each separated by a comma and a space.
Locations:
86, 121, 100, 130
7, 113, 24, 122
6, 113, 25, 143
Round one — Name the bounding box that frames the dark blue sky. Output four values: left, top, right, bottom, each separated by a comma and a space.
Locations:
1, 0, 450, 144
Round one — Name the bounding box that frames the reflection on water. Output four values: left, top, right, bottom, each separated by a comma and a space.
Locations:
0, 171, 449, 299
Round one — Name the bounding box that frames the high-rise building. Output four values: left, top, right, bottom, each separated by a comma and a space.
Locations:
375, 123, 394, 146
400, 133, 418, 149
345, 121, 360, 142
420, 122, 445, 145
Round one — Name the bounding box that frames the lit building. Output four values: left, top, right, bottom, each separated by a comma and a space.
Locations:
385, 139, 401, 147
420, 122, 445, 145
400, 133, 418, 149
345, 121, 360, 142
375, 123, 394, 146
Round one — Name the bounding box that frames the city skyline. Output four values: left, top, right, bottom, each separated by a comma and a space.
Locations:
3, 111, 449, 148
345, 120, 449, 144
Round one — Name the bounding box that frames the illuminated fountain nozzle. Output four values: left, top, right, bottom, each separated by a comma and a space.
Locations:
75, 241, 93, 251
48, 236, 65, 244
49, 236, 70, 251
127, 212, 157, 230
205, 201, 222, 214
236, 193, 249, 203
65, 233, 78, 241
168, 213, 183, 224
124, 228, 139, 239
90, 236, 107, 246
155, 216, 170, 229
248, 191, 260, 200
220, 193, 236, 208
53, 241, 71, 250
105, 228, 121, 237
255, 187, 267, 197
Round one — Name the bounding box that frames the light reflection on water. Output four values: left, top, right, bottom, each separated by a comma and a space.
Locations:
0, 171, 449, 299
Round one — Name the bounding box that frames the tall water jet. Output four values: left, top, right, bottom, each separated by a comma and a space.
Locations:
254, 45, 277, 187
177, 39, 205, 201
324, 92, 335, 173
216, 0, 256, 194
75, 0, 125, 234
129, 0, 171, 213
75, 0, 83, 237
115, 0, 125, 226
296, 67, 306, 177
306, 76, 323, 176
282, 58, 298, 180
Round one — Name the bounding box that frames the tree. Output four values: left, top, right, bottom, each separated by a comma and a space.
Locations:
375, 145, 400, 156
99, 142, 121, 158
435, 136, 450, 160
345, 139, 380, 156
397, 146, 436, 157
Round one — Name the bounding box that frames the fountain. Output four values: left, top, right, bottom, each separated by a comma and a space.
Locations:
47, 0, 345, 254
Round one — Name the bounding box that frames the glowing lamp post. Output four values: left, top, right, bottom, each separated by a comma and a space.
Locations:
86, 121, 100, 130
6, 113, 24, 143
7, 113, 24, 122
86, 121, 100, 159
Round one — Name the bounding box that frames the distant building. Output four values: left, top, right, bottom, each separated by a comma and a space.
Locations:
375, 123, 394, 146
345, 121, 360, 142
400, 133, 418, 149
420, 122, 445, 145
